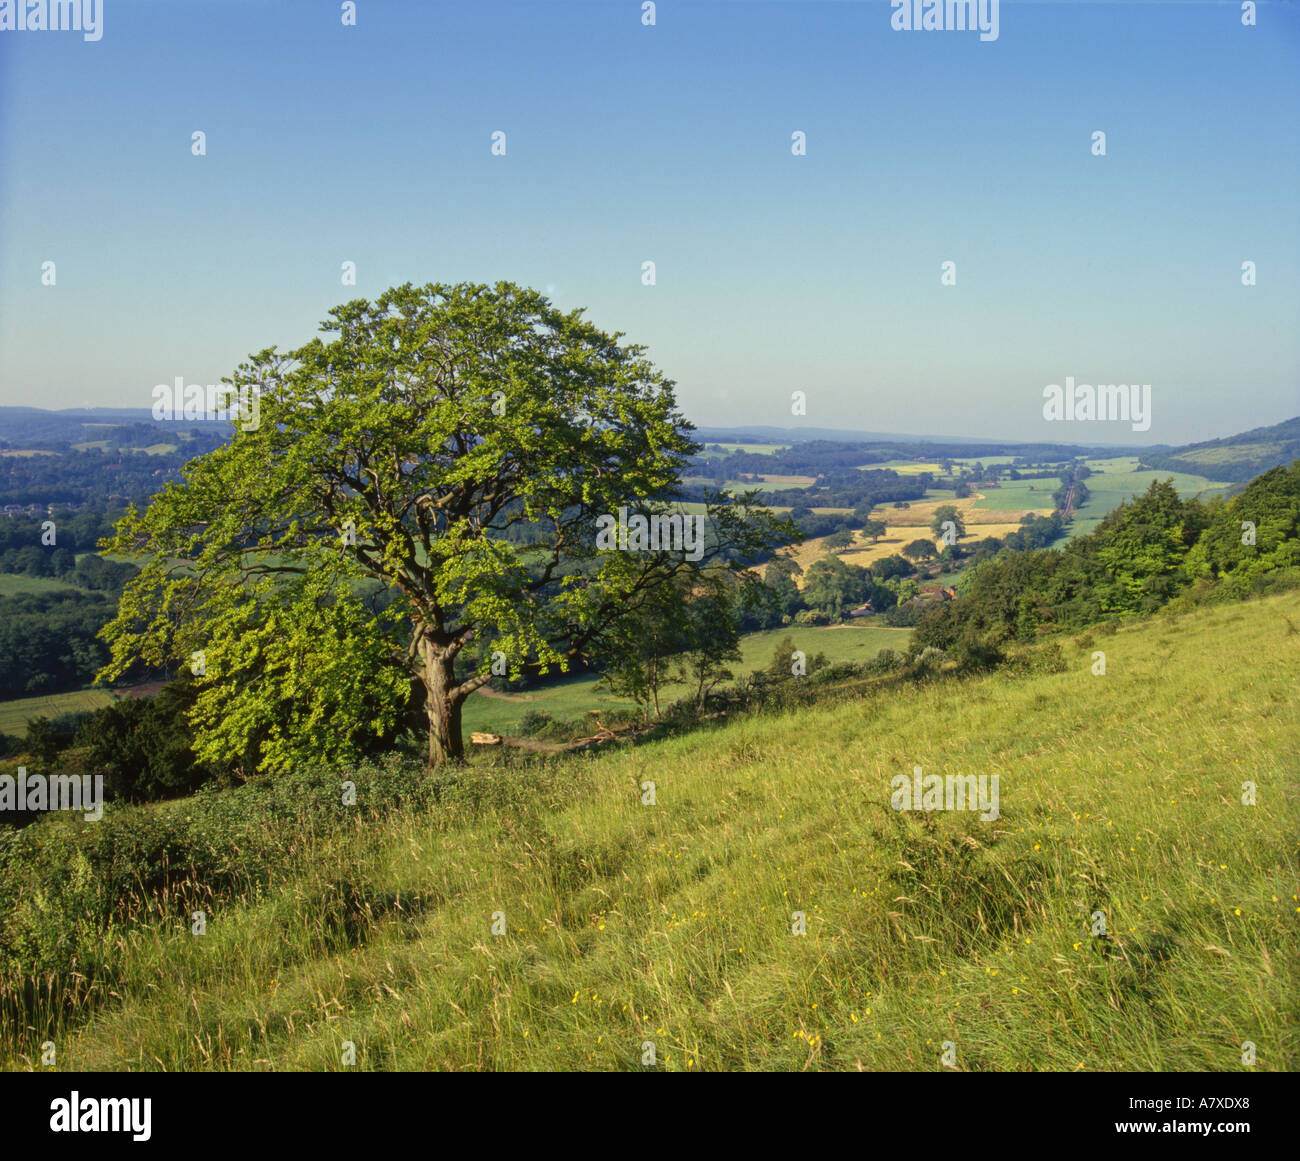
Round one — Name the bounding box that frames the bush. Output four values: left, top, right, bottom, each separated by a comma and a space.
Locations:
75, 682, 225, 804
882, 603, 922, 627
793, 608, 831, 626
537, 716, 581, 742
807, 661, 861, 685
869, 648, 903, 674
517, 710, 554, 737
905, 645, 947, 678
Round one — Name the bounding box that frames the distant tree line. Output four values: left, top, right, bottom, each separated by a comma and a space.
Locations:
0, 440, 224, 508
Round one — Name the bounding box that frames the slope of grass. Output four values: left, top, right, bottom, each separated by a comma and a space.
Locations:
0, 689, 116, 737
7, 592, 1297, 1071
1069, 462, 1232, 537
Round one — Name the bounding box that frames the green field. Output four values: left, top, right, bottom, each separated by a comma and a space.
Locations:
970, 480, 1060, 513
971, 460, 1234, 537
9, 590, 1294, 1071
1069, 460, 1232, 537
950, 455, 1028, 468
0, 574, 83, 597
682, 477, 808, 493
1173, 443, 1284, 469
854, 460, 941, 475
701, 443, 788, 455
0, 689, 116, 737
462, 623, 911, 734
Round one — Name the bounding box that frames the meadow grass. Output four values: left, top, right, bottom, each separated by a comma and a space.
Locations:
1068, 461, 1233, 537
461, 624, 910, 734
4, 592, 1296, 1071
0, 689, 116, 737
0, 574, 83, 597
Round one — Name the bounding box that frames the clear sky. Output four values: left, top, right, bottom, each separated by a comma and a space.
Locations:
1, 0, 1297, 445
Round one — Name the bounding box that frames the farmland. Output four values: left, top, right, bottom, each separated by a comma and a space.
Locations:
461, 623, 910, 735
0, 689, 117, 737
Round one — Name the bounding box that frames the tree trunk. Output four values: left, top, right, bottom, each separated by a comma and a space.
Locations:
420, 637, 465, 769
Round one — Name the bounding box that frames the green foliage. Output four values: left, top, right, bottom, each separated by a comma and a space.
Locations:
1183, 463, 1300, 593
517, 710, 554, 737
914, 466, 1300, 658
801, 555, 887, 618
930, 504, 965, 539
74, 678, 226, 802
2, 592, 1296, 1070
0, 590, 116, 699
871, 554, 914, 581
1092, 480, 1206, 614
97, 281, 791, 769
603, 572, 745, 717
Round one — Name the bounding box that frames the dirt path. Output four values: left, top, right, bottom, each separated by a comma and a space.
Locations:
473, 687, 540, 702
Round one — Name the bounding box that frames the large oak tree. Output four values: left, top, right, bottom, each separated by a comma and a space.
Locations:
99, 281, 788, 771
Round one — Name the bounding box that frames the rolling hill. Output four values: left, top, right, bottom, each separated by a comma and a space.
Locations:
7, 589, 1295, 1071
1137, 416, 1300, 484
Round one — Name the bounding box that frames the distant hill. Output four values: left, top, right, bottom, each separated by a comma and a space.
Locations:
0, 406, 223, 450
691, 424, 997, 446
692, 427, 1122, 460
1136, 415, 1300, 483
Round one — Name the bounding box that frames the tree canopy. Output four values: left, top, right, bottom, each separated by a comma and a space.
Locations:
98, 281, 789, 770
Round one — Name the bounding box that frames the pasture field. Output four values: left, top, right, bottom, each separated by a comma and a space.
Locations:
853, 460, 941, 475
1171, 443, 1285, 470
462, 623, 910, 735
766, 506, 853, 517
0, 574, 83, 597
701, 443, 788, 455
950, 455, 1026, 468
829, 525, 1031, 573
970, 480, 1063, 513
869, 494, 1048, 528
776, 493, 1050, 579
682, 477, 811, 492
0, 689, 116, 737
969, 462, 1234, 538
13, 591, 1295, 1071
1069, 461, 1233, 537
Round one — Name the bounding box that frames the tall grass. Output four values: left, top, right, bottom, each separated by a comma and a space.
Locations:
2, 592, 1295, 1071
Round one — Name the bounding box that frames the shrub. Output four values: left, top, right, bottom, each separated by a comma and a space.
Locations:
517, 710, 554, 737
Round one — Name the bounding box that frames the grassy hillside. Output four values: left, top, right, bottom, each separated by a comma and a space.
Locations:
1138, 416, 1300, 483
1068, 459, 1232, 537
971, 460, 1233, 539
0, 689, 116, 737
5, 592, 1296, 1072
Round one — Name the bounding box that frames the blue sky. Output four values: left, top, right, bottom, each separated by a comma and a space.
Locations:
1, 0, 1297, 444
